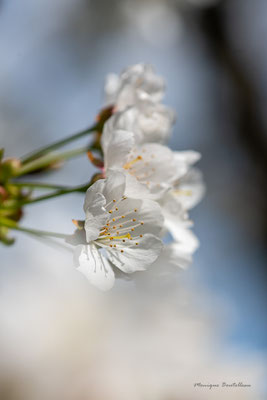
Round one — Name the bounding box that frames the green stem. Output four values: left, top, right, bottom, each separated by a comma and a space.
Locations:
21, 183, 90, 205
1, 183, 90, 210
16, 146, 87, 177
10, 182, 69, 190
0, 217, 68, 239
21, 124, 98, 164
1, 182, 92, 210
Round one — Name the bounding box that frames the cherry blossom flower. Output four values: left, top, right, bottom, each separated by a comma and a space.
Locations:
160, 194, 199, 253
74, 170, 163, 290
157, 152, 203, 252
101, 124, 201, 200
160, 152, 205, 223
105, 63, 165, 110
172, 167, 205, 210
104, 99, 175, 144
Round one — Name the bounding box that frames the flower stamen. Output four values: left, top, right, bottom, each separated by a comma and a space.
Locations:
123, 155, 143, 170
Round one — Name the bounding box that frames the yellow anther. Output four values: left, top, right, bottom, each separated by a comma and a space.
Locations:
113, 199, 116, 202
123, 156, 143, 170
132, 218, 136, 222
119, 225, 123, 228
112, 218, 115, 222
114, 244, 116, 248
110, 244, 113, 247
116, 231, 120, 235
135, 243, 139, 245
134, 209, 138, 212
140, 222, 144, 225
115, 207, 118, 211
113, 226, 116, 229
109, 210, 112, 214
122, 215, 125, 218
131, 228, 135, 232
173, 189, 193, 196
108, 233, 131, 241
140, 234, 143, 237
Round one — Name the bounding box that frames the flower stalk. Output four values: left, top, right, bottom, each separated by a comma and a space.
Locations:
21, 106, 113, 164
15, 146, 89, 177
21, 125, 97, 164
0, 182, 92, 209
0, 216, 68, 239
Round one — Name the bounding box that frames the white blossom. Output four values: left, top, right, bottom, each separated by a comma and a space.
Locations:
75, 170, 163, 290
105, 63, 165, 110
158, 152, 202, 253
104, 99, 175, 144
173, 167, 205, 210
101, 126, 197, 200
161, 152, 205, 219
161, 194, 199, 253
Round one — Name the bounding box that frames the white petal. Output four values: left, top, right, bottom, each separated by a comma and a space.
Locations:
102, 170, 126, 204
133, 142, 180, 183
125, 63, 165, 103
116, 85, 137, 110
160, 191, 187, 219
107, 234, 163, 273
165, 242, 193, 269
103, 196, 164, 237
136, 198, 164, 236
83, 172, 127, 242
83, 180, 108, 242
107, 102, 175, 145
105, 63, 166, 110
123, 171, 151, 199
83, 179, 105, 213
117, 143, 180, 199
165, 218, 199, 254
104, 107, 143, 144
102, 122, 134, 170
136, 101, 175, 144
176, 168, 205, 210
174, 150, 201, 166
74, 244, 115, 291
146, 242, 192, 277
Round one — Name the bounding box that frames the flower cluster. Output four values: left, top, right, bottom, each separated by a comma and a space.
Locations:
74, 63, 204, 290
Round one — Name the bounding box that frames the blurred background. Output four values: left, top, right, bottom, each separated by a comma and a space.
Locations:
1, 0, 267, 398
